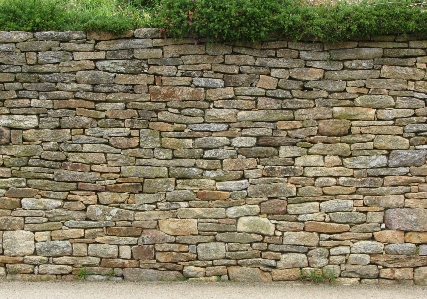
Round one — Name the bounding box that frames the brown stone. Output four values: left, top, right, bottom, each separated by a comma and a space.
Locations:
197, 191, 230, 201
371, 254, 427, 268
132, 245, 154, 260
260, 199, 287, 215
156, 252, 196, 263
150, 86, 204, 101
318, 119, 351, 136
271, 268, 301, 281
305, 221, 350, 233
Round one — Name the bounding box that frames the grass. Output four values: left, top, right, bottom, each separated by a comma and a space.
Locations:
299, 269, 337, 283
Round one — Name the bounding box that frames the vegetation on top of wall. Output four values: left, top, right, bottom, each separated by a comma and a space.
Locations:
0, 0, 426, 42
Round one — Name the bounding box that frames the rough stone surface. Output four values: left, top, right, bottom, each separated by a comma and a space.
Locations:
0, 31, 426, 284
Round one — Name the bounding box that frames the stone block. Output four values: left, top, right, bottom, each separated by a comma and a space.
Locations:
237, 216, 275, 235
197, 242, 226, 260
36, 241, 72, 256
228, 266, 272, 282
88, 244, 118, 258
283, 232, 319, 246
385, 208, 427, 231
3, 231, 34, 256
158, 219, 198, 236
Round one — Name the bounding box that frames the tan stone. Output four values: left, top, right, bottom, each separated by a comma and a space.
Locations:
405, 232, 427, 244
305, 222, 350, 233
290, 68, 324, 80
159, 219, 198, 236
271, 268, 301, 281
374, 230, 405, 244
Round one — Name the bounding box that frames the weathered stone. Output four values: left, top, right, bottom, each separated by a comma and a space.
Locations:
158, 219, 198, 236
364, 195, 404, 208
381, 65, 425, 80
197, 242, 226, 260
388, 150, 427, 167
283, 232, 319, 246
228, 266, 272, 282
318, 119, 350, 136
0, 217, 24, 230
308, 143, 350, 156
373, 135, 409, 149
355, 95, 395, 108
352, 241, 384, 254
226, 205, 260, 218
330, 212, 366, 224
88, 244, 118, 258
343, 156, 388, 169
21, 198, 62, 210
123, 269, 183, 281
287, 202, 319, 214
248, 184, 296, 198
87, 205, 133, 221
36, 241, 72, 256
414, 267, 427, 285
271, 268, 301, 281
236, 216, 275, 235
342, 265, 379, 279
216, 232, 262, 243
260, 200, 287, 215
177, 208, 225, 219
385, 209, 427, 231
305, 222, 350, 233
333, 107, 375, 120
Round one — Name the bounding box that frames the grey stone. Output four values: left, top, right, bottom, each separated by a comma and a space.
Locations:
237, 216, 275, 235
277, 253, 308, 268
197, 242, 226, 260
123, 269, 183, 281
355, 95, 395, 108
320, 200, 353, 212
385, 208, 427, 231
329, 212, 366, 224
36, 241, 72, 256
21, 198, 62, 210
283, 232, 319, 246
343, 156, 388, 169
388, 150, 427, 167
193, 78, 224, 88
226, 205, 260, 218
228, 266, 272, 282
308, 248, 329, 268
3, 230, 34, 256
217, 180, 249, 191
384, 243, 416, 255
248, 183, 296, 197
351, 241, 384, 254
342, 265, 379, 279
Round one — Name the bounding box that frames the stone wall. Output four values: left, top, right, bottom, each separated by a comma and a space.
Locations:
0, 29, 427, 284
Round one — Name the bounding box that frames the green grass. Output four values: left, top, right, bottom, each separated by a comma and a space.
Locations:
0, 0, 426, 42
299, 269, 337, 283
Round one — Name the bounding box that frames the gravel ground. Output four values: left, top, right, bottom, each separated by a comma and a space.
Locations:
0, 281, 426, 299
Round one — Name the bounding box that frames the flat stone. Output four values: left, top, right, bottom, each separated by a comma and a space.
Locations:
343, 156, 388, 168
385, 208, 427, 231
197, 242, 226, 260
237, 216, 275, 235
248, 184, 296, 198
355, 95, 395, 108
226, 205, 260, 218
0, 217, 24, 230
36, 241, 72, 256
88, 244, 118, 258
329, 212, 366, 224
21, 198, 62, 210
318, 119, 350, 136
351, 241, 384, 254
216, 232, 263, 243
388, 150, 427, 167
308, 143, 350, 156
305, 222, 350, 233
123, 269, 183, 281
373, 135, 409, 149
158, 219, 198, 236
228, 266, 272, 282
283, 232, 319, 246
342, 265, 379, 279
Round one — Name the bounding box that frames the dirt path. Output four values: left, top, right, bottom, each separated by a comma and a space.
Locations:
0, 281, 426, 299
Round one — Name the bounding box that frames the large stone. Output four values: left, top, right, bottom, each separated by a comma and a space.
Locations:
414, 267, 427, 285
88, 244, 118, 258
0, 115, 38, 129
158, 219, 198, 236
197, 242, 226, 260
343, 156, 388, 168
388, 150, 427, 167
373, 135, 409, 150
277, 253, 308, 268
385, 208, 427, 231
351, 241, 384, 254
3, 231, 34, 256
150, 86, 204, 101
283, 232, 319, 246
308, 143, 350, 156
342, 265, 379, 279
237, 216, 275, 235
318, 119, 350, 136
36, 241, 72, 256
21, 198, 62, 210
248, 184, 296, 198
228, 266, 272, 282
123, 269, 183, 281
355, 95, 395, 108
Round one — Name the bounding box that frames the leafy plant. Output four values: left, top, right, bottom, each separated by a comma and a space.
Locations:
299, 269, 337, 283
77, 267, 87, 280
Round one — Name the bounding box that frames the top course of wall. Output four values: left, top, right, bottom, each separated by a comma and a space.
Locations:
0, 29, 427, 284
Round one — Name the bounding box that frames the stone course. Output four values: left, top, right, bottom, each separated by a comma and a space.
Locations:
0, 29, 426, 284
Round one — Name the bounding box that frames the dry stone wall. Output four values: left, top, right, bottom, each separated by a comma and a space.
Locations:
0, 29, 427, 284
